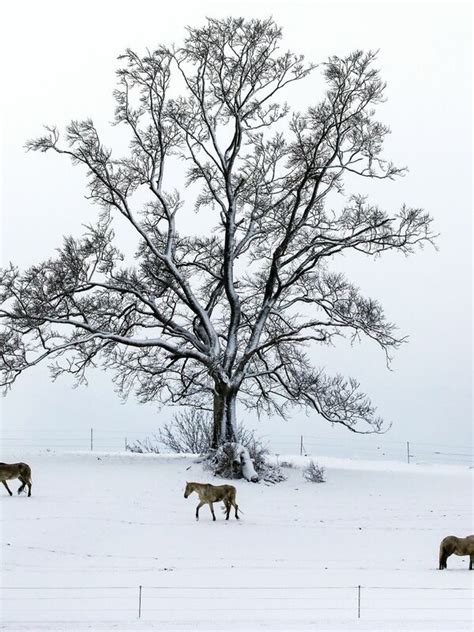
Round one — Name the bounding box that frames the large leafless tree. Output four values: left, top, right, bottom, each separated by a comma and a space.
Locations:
0, 18, 434, 450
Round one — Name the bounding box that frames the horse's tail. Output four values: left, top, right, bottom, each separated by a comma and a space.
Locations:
439, 538, 453, 570
19, 463, 32, 482
439, 542, 446, 569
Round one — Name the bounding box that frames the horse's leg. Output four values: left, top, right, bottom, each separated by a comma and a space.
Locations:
2, 481, 13, 496
469, 555, 473, 571
234, 502, 240, 519
25, 477, 32, 497
195, 501, 205, 520
209, 502, 216, 521
224, 501, 231, 520
17, 477, 26, 495
18, 477, 32, 496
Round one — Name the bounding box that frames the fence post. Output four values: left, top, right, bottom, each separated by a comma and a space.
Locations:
90, 428, 94, 452
358, 585, 361, 619
125, 437, 127, 452
138, 585, 142, 619
407, 441, 410, 464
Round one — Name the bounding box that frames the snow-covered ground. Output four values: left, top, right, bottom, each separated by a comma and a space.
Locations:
0, 450, 472, 631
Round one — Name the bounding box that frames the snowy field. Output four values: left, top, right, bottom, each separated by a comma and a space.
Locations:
0, 450, 472, 631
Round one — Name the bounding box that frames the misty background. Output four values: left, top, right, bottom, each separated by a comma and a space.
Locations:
0, 1, 472, 462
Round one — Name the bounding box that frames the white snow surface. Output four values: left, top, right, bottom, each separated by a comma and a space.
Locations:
0, 450, 472, 631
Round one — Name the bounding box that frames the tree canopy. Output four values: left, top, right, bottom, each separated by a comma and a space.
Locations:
0, 18, 435, 444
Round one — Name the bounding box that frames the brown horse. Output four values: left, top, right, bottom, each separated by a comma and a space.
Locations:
184, 481, 239, 521
439, 535, 474, 570
0, 462, 32, 497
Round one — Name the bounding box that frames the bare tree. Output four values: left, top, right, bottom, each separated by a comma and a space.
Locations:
0, 18, 434, 462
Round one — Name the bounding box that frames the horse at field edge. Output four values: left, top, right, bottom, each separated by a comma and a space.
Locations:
439, 535, 474, 570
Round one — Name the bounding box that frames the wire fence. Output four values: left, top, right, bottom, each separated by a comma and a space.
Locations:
1, 428, 472, 466
0, 585, 472, 623
269, 434, 474, 466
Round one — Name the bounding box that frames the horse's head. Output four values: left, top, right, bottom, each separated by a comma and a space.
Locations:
184, 481, 193, 498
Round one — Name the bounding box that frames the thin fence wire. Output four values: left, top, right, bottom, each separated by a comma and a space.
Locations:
0, 585, 472, 622
1, 428, 473, 465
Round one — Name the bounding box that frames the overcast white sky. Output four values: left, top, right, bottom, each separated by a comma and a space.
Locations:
0, 0, 472, 455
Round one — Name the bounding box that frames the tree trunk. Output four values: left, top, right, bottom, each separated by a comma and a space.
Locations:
212, 384, 237, 449
210, 382, 258, 482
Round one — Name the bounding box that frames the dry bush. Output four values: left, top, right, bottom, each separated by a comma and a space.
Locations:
157, 409, 258, 454
158, 409, 213, 454
302, 460, 326, 483
125, 436, 160, 454
126, 409, 213, 454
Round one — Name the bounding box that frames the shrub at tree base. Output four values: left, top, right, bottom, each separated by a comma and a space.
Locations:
203, 441, 286, 484
126, 409, 285, 483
